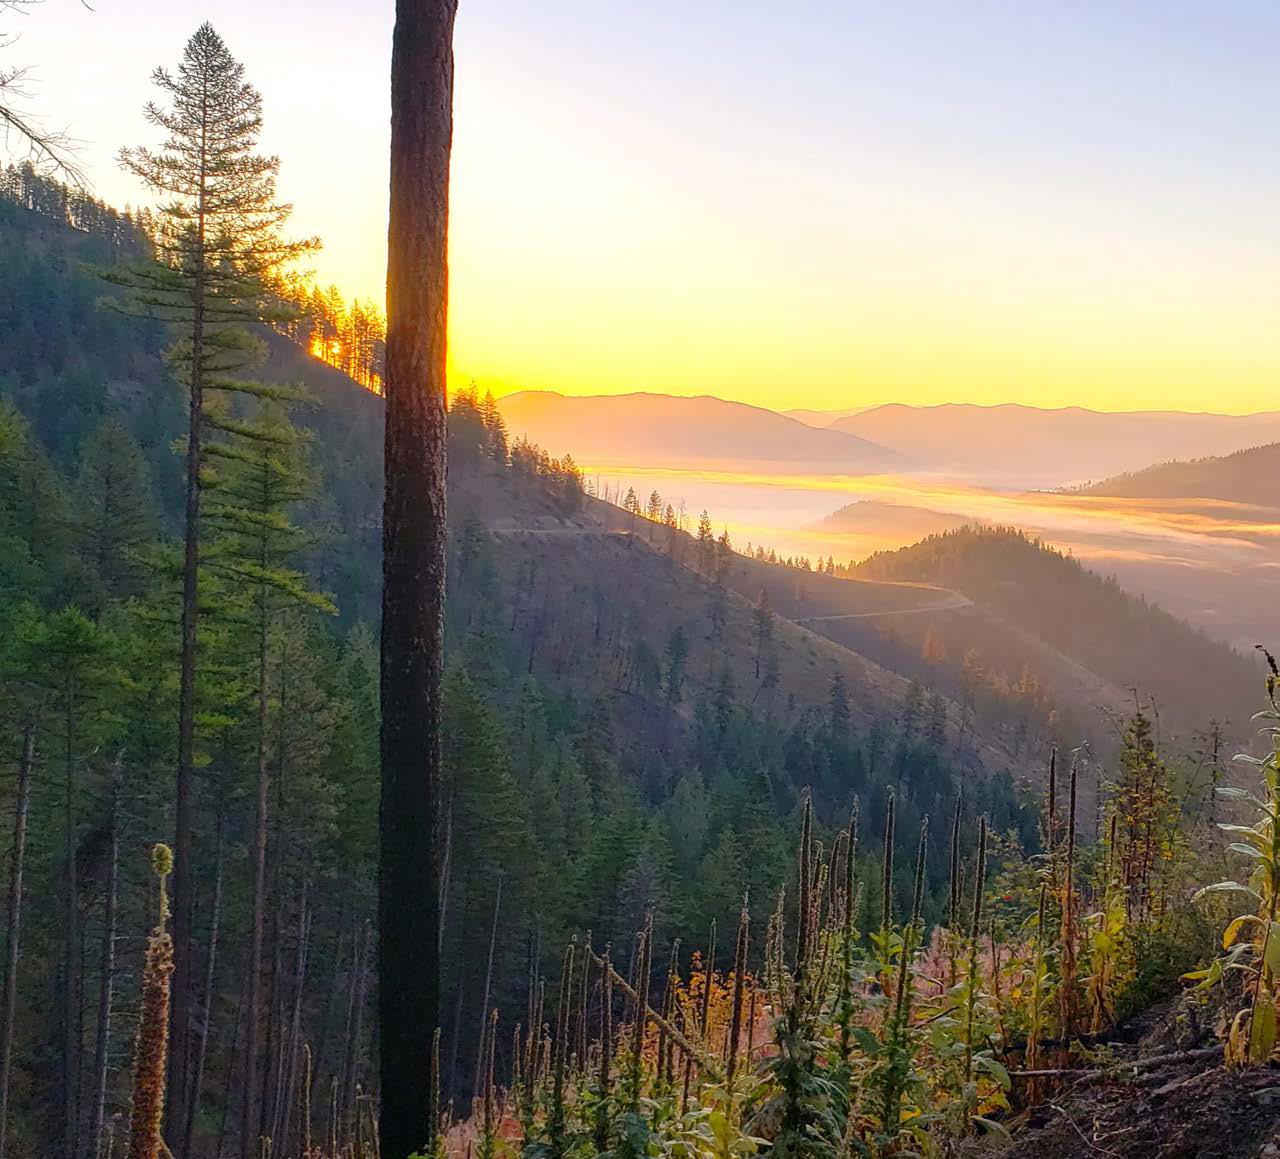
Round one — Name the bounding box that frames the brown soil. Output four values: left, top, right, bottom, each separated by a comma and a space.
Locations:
982, 986, 1280, 1158
990, 1063, 1280, 1158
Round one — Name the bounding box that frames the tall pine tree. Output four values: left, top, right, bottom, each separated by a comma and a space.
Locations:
111, 23, 315, 1144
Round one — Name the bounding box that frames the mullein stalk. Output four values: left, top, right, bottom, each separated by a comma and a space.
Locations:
828, 830, 846, 929
989, 918, 1007, 1052
726, 898, 750, 1094
880, 792, 896, 962
430, 1027, 442, 1149
300, 1043, 313, 1159
964, 818, 988, 1089
796, 795, 813, 973
656, 939, 679, 1092
1027, 886, 1048, 1105
549, 940, 576, 1156
577, 931, 593, 1068
627, 916, 652, 1112
882, 820, 928, 1135
479, 1010, 498, 1159
947, 794, 962, 988
839, 803, 860, 1063
595, 944, 613, 1152
1059, 753, 1079, 1046
1045, 747, 1058, 883
127, 845, 174, 1159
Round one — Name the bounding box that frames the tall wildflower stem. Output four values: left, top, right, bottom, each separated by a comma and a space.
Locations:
881, 792, 896, 949
947, 794, 961, 988
796, 795, 813, 972
726, 898, 750, 1095
964, 818, 988, 1088
839, 803, 859, 1063
627, 916, 652, 1112
594, 944, 613, 1152
883, 820, 928, 1134
127, 845, 174, 1159
1059, 753, 1079, 1043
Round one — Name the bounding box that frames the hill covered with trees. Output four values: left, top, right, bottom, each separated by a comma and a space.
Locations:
853, 524, 1261, 745
1079, 441, 1280, 508
0, 92, 1271, 1159
0, 159, 1034, 1157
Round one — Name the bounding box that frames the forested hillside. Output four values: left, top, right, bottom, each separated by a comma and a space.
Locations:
0, 163, 1034, 1157
0, 150, 1271, 1159
1080, 442, 1280, 507
854, 525, 1261, 743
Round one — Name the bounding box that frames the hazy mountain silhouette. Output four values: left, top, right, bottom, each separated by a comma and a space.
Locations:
498, 390, 907, 471
827, 403, 1280, 487
816, 499, 971, 536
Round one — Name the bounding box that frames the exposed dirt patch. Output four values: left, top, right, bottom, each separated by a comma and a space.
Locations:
989, 1063, 1280, 1158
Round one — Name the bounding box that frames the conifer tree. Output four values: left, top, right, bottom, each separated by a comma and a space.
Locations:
202, 398, 334, 1157
752, 589, 774, 680
75, 419, 154, 613
111, 24, 314, 1131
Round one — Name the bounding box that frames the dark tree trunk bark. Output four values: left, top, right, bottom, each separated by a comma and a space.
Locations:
184, 796, 225, 1159
271, 886, 310, 1155
0, 724, 35, 1159
63, 687, 81, 1159
380, 1, 456, 1156
340, 921, 371, 1144
471, 874, 502, 1100
240, 601, 271, 1159
88, 757, 120, 1159
169, 171, 208, 1157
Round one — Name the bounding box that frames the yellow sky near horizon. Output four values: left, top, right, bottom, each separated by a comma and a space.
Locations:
20, 2, 1280, 417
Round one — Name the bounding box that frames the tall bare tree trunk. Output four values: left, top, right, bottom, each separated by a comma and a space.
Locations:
168, 88, 211, 1156
0, 724, 35, 1159
64, 684, 81, 1159
472, 874, 502, 1100
184, 797, 225, 1159
271, 886, 310, 1155
240, 599, 271, 1159
89, 756, 121, 1159
380, 1, 456, 1156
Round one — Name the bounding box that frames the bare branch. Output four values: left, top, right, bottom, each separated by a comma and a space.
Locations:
0, 1, 87, 186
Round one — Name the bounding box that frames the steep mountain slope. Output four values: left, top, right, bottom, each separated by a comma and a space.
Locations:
0, 176, 1053, 1151
1080, 441, 1280, 507
3, 175, 1260, 798
853, 525, 1262, 744
831, 402, 1280, 487
0, 180, 1031, 806
497, 389, 908, 472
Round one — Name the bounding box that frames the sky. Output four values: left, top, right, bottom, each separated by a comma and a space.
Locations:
10, 0, 1280, 414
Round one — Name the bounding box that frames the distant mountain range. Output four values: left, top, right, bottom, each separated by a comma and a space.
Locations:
826, 403, 1280, 488
501, 393, 1280, 490
497, 391, 908, 472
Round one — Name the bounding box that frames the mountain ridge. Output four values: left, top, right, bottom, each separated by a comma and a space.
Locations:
496, 388, 909, 472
